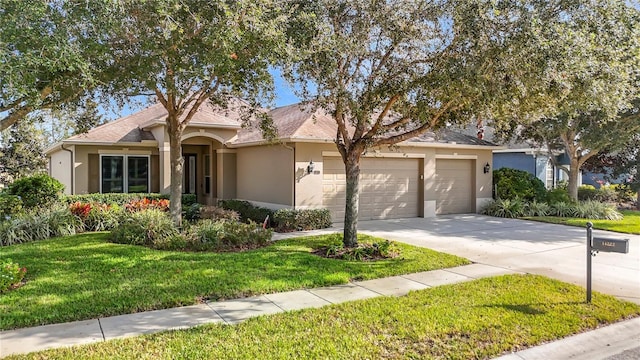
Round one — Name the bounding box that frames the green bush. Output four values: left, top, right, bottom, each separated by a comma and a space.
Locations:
273, 208, 332, 232
0, 205, 82, 246
184, 203, 202, 221
218, 199, 273, 224
325, 240, 399, 261
199, 205, 240, 222
612, 184, 637, 203
65, 193, 196, 206
109, 209, 180, 248
574, 201, 623, 220
551, 202, 577, 217
546, 187, 573, 204
0, 193, 23, 218
525, 201, 551, 217
1, 259, 27, 292
184, 219, 273, 251
578, 185, 597, 201
84, 203, 123, 231
7, 174, 64, 208
481, 198, 526, 218
493, 168, 547, 202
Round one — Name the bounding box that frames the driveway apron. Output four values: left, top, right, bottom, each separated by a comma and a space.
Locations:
357, 214, 640, 304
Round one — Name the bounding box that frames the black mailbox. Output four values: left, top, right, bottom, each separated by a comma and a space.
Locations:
591, 237, 629, 254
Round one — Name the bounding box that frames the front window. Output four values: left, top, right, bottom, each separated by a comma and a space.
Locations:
101, 155, 149, 193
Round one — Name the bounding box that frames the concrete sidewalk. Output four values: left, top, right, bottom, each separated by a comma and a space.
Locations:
2, 263, 517, 357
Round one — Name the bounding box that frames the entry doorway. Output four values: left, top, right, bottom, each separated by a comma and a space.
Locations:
182, 154, 197, 194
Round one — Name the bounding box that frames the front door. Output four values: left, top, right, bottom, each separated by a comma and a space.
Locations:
182, 154, 197, 194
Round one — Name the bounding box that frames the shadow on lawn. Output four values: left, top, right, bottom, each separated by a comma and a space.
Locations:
479, 301, 584, 315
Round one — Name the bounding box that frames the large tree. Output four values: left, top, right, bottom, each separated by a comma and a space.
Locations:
493, 1, 640, 200
283, 0, 627, 247
102, 1, 285, 226
510, 106, 640, 200
0, 118, 48, 184
583, 132, 640, 209
0, 1, 112, 132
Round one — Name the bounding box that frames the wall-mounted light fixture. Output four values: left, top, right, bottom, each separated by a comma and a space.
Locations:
483, 162, 491, 174
307, 160, 315, 174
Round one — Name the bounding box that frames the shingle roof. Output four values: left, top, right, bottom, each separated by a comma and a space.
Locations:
64, 100, 245, 144
234, 103, 498, 147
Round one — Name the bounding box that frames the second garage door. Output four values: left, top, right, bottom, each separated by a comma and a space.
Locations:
323, 157, 420, 221
434, 159, 475, 214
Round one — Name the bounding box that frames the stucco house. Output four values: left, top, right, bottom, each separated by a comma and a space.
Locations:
46, 101, 500, 220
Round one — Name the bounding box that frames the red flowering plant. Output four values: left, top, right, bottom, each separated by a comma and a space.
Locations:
1, 259, 27, 292
125, 198, 170, 212
69, 202, 92, 220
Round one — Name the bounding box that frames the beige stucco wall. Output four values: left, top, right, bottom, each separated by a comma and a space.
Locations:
235, 145, 294, 208
49, 148, 73, 195
292, 142, 494, 217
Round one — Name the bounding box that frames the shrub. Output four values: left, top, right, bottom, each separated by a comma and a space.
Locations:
184, 219, 272, 251
493, 168, 547, 202
574, 201, 623, 220
184, 203, 202, 222
124, 198, 170, 212
546, 187, 573, 204
0, 193, 23, 218
109, 209, 180, 248
85, 203, 122, 232
64, 193, 197, 207
325, 240, 399, 261
612, 184, 637, 203
481, 198, 526, 218
273, 209, 332, 232
525, 201, 551, 217
7, 174, 64, 208
199, 205, 240, 222
578, 185, 598, 201
551, 202, 577, 217
1, 259, 27, 292
218, 199, 273, 224
0, 205, 82, 246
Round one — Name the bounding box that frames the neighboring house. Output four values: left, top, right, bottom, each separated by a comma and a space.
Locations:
456, 124, 573, 189
46, 101, 500, 220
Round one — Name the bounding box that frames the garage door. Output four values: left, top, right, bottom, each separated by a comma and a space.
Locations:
323, 157, 419, 221
435, 159, 474, 214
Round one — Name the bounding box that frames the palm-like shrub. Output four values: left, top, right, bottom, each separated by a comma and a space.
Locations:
109, 209, 180, 247
525, 201, 551, 217
551, 202, 577, 217
481, 198, 526, 218
574, 201, 623, 220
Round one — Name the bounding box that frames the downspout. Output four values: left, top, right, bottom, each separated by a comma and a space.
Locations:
282, 143, 295, 209
60, 144, 74, 194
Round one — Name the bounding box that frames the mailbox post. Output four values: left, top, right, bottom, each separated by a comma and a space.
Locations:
586, 222, 629, 303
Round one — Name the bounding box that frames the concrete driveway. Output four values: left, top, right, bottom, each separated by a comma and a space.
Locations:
357, 214, 640, 304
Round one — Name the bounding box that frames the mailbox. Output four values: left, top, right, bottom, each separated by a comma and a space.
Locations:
591, 237, 629, 254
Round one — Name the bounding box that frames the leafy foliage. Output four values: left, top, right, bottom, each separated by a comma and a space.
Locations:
0, 205, 82, 246
109, 209, 180, 248
218, 200, 274, 224
525, 201, 552, 217
199, 205, 241, 222
273, 208, 332, 232
184, 219, 273, 251
6, 174, 64, 208
493, 168, 547, 202
324, 239, 399, 261
0, 119, 48, 184
0, 193, 22, 218
481, 198, 526, 218
124, 198, 170, 213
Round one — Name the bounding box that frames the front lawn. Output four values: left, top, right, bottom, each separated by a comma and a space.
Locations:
0, 232, 469, 330
8, 275, 640, 360
526, 210, 640, 234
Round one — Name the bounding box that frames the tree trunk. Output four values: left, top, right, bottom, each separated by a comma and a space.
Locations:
168, 119, 184, 228
636, 191, 639, 211
567, 158, 581, 201
343, 151, 361, 248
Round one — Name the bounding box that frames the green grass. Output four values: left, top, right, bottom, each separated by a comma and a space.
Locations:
0, 232, 469, 330
7, 275, 639, 360
526, 210, 640, 234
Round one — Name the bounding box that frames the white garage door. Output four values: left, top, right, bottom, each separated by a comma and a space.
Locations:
435, 159, 474, 214
323, 157, 419, 221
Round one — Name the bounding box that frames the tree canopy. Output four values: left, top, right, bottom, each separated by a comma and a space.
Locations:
282, 0, 639, 246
